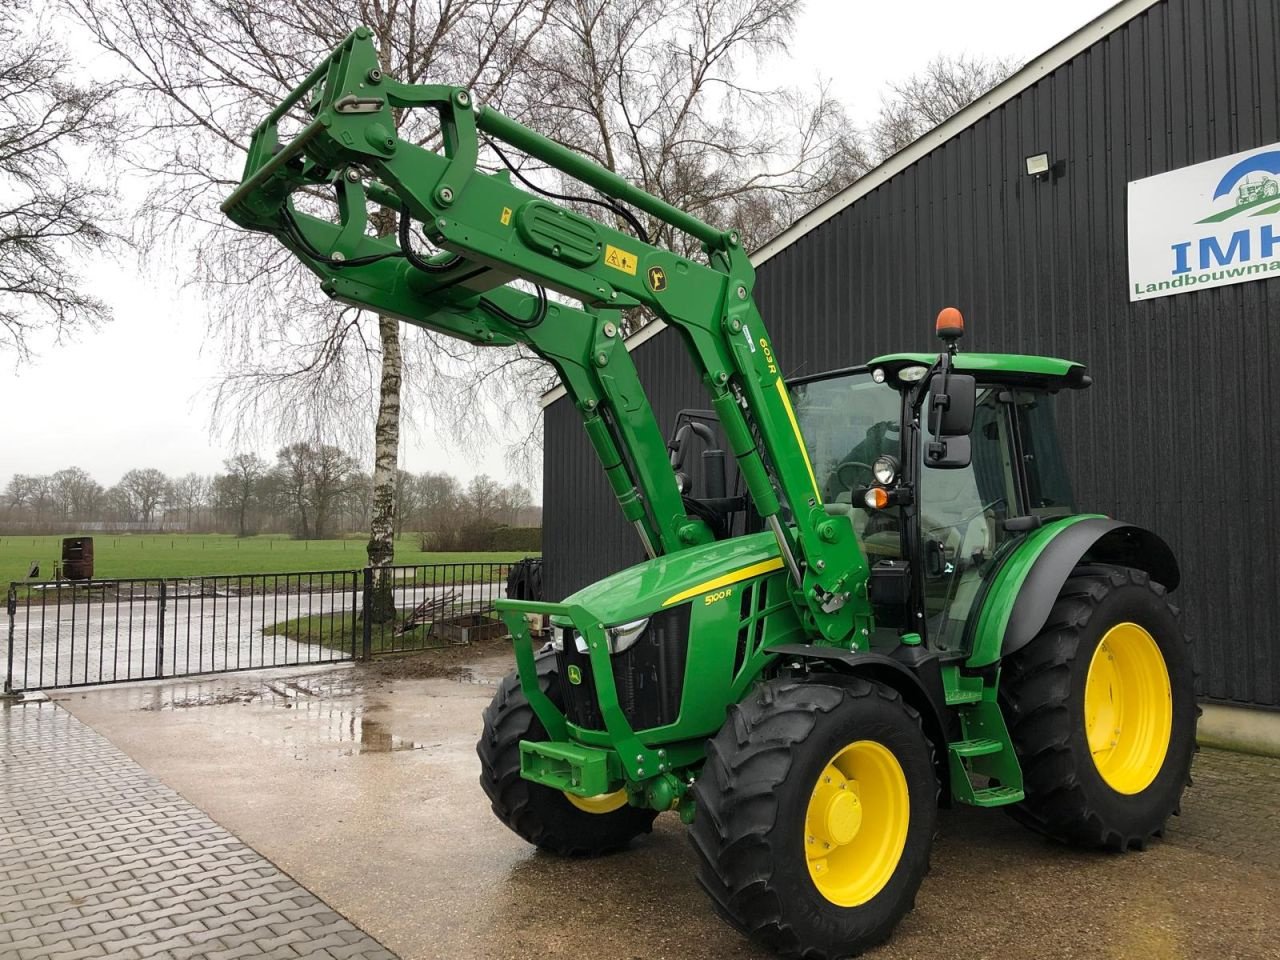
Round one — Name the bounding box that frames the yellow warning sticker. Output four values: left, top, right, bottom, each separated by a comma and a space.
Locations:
500, 206, 512, 226
603, 244, 638, 275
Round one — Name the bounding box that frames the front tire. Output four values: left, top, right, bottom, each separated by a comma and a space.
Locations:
1001, 565, 1197, 849
477, 654, 657, 856
689, 678, 937, 959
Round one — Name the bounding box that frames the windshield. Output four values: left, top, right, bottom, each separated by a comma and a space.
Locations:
791, 372, 902, 498
790, 371, 903, 560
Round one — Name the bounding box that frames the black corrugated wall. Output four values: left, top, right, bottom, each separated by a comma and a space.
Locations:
543, 0, 1280, 709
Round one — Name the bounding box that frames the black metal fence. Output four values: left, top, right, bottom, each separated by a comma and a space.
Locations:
4, 561, 512, 693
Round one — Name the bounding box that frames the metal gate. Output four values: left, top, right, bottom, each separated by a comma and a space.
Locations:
4, 562, 510, 693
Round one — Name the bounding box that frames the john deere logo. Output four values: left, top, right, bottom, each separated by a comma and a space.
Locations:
647, 265, 667, 292
567, 665, 582, 685
1128, 141, 1280, 301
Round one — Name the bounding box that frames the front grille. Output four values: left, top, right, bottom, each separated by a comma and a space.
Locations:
556, 605, 692, 733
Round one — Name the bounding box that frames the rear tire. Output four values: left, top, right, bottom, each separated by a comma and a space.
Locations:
689, 678, 937, 959
1001, 565, 1197, 850
477, 654, 657, 856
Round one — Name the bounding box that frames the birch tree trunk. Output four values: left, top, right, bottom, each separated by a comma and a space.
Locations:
365, 22, 401, 624
367, 311, 402, 623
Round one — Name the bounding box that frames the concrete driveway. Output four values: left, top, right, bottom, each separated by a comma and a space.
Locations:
60, 654, 1280, 960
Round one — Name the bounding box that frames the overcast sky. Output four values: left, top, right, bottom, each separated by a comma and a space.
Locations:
1, 0, 1116, 496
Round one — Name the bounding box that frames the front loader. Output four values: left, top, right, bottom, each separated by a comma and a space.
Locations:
223, 28, 1198, 958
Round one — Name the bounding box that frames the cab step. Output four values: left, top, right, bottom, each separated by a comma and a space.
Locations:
968, 785, 1024, 807
941, 664, 1026, 808
948, 737, 1003, 758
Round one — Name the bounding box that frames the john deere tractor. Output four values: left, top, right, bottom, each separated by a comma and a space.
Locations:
224, 29, 1197, 958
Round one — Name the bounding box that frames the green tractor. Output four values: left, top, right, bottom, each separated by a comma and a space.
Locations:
224, 29, 1197, 958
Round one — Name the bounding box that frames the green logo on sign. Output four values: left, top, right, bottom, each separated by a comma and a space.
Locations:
567, 665, 582, 685
1197, 150, 1280, 222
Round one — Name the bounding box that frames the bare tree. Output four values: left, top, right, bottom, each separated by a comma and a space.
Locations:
414, 471, 462, 549
523, 0, 867, 261
102, 484, 130, 522
273, 444, 314, 540
69, 0, 553, 620
118, 468, 170, 523
51, 466, 102, 521
464, 475, 504, 525
271, 442, 359, 540
4, 474, 39, 512
495, 482, 532, 525
393, 468, 419, 539
308, 444, 359, 540
869, 53, 1020, 161
218, 452, 267, 537
0, 4, 125, 361
409, 0, 872, 461
170, 472, 209, 529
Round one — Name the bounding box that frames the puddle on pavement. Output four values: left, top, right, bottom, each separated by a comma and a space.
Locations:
135, 671, 433, 754
348, 717, 428, 754
139, 673, 362, 710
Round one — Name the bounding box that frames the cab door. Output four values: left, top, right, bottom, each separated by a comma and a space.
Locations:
917, 386, 1022, 654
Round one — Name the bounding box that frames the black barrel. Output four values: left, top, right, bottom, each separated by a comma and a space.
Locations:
62, 537, 94, 581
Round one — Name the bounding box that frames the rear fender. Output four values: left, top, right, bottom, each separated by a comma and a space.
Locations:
967, 516, 1180, 668
766, 644, 952, 803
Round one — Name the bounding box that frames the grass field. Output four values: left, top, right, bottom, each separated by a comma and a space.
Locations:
0, 534, 538, 583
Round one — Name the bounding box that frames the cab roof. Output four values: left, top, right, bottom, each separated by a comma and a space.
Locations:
866, 352, 1091, 390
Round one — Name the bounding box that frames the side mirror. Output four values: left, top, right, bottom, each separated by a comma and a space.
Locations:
927, 373, 976, 438
924, 434, 972, 470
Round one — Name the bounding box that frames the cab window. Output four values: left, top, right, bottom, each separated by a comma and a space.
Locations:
1013, 390, 1075, 518
918, 386, 1021, 653
791, 371, 903, 562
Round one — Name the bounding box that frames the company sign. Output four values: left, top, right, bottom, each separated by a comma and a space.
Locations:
1128, 142, 1280, 301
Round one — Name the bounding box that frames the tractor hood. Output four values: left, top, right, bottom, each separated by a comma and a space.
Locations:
554, 531, 783, 626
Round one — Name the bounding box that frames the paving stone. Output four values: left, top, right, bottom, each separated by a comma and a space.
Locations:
0, 702, 398, 960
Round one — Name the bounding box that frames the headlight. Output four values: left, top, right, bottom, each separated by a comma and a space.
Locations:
871, 367, 886, 383
606, 618, 649, 655
550, 626, 589, 653
899, 364, 929, 382
872, 455, 898, 485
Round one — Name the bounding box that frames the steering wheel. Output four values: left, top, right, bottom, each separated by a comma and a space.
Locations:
836, 460, 874, 490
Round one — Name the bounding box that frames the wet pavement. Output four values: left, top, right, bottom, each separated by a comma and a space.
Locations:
61, 658, 1280, 960
0, 698, 397, 960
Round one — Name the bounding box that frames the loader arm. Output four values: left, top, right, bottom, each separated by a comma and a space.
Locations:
221, 27, 870, 646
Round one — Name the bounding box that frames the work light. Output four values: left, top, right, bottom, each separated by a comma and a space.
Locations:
899, 364, 929, 382
606, 618, 649, 654
873, 455, 898, 485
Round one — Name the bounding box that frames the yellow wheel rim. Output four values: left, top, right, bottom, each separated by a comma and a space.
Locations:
1084, 622, 1172, 795
804, 740, 910, 907
564, 789, 629, 814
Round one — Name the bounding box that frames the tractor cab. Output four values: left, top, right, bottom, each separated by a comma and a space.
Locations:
789, 329, 1092, 658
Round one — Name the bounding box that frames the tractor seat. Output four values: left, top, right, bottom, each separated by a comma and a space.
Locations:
824, 502, 901, 559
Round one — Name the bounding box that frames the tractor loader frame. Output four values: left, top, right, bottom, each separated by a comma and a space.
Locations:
224, 28, 1198, 959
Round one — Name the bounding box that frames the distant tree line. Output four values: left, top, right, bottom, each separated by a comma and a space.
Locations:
0, 446, 538, 545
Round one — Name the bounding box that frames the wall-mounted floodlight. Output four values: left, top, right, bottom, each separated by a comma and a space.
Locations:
1025, 152, 1052, 179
